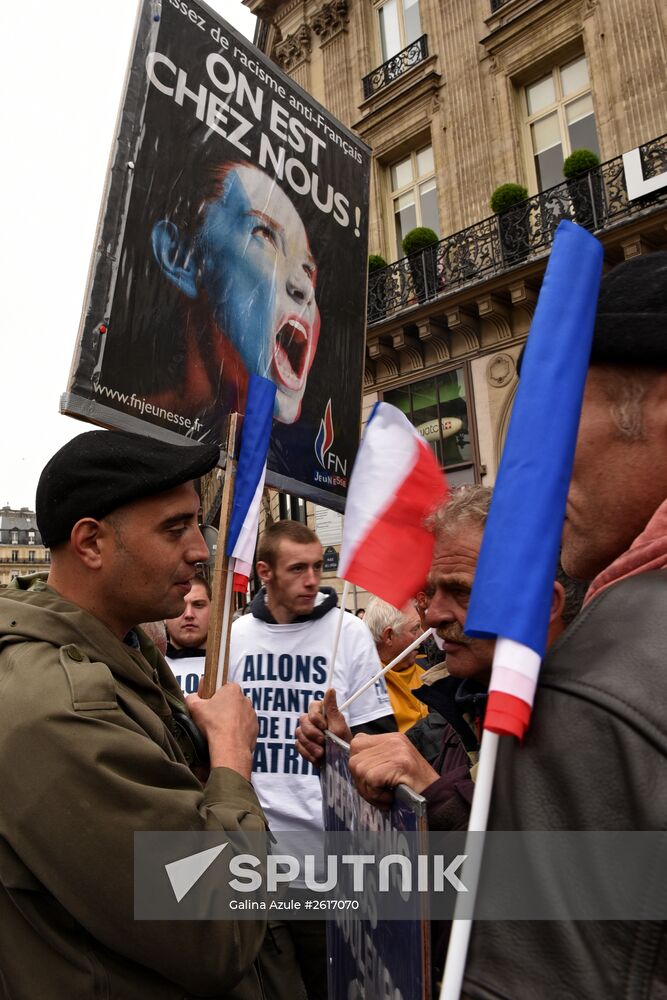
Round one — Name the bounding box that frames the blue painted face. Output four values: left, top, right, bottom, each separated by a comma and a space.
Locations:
195, 165, 320, 424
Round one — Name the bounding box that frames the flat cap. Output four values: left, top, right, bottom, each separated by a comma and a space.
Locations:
590, 251, 667, 366
517, 250, 667, 377
36, 430, 220, 548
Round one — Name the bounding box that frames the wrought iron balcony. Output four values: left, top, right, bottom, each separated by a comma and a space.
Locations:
367, 132, 667, 325
363, 35, 428, 99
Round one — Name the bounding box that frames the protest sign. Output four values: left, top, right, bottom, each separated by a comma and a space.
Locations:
61, 0, 370, 510
323, 733, 431, 1000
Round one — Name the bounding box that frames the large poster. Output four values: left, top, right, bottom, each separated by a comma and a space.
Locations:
61, 0, 371, 510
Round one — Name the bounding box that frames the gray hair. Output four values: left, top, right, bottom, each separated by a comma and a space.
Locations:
427, 484, 493, 539
555, 564, 589, 625
364, 596, 408, 643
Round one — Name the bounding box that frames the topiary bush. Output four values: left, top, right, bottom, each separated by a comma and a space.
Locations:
490, 183, 529, 215
562, 148, 600, 179
401, 226, 438, 257
368, 254, 388, 272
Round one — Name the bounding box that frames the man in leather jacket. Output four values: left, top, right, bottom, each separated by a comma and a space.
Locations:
462, 252, 667, 998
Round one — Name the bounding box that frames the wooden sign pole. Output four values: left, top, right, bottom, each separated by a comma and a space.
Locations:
200, 412, 239, 699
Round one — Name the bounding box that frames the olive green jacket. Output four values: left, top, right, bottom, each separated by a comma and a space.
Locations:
0, 577, 267, 998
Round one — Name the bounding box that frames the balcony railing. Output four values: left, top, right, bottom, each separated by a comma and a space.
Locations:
367, 132, 667, 325
363, 35, 428, 99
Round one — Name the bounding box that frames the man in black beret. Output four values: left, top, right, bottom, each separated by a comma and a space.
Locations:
0, 430, 270, 998
462, 252, 667, 997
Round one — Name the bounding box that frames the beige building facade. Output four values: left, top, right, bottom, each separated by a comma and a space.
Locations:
223, 0, 667, 601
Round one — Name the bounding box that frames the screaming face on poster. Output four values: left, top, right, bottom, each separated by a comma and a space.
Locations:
151, 161, 321, 426
66, 0, 370, 508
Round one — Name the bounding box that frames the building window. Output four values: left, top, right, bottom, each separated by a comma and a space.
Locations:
28, 531, 35, 545
10, 530, 18, 545
11, 550, 18, 562
525, 54, 600, 191
390, 145, 439, 256
28, 551, 35, 562
384, 367, 478, 486
278, 494, 307, 524
378, 0, 421, 62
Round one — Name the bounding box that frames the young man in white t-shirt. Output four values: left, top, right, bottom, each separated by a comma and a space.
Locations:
228, 520, 395, 999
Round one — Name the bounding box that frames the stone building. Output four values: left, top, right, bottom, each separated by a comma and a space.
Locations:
0, 507, 50, 587
220, 0, 667, 602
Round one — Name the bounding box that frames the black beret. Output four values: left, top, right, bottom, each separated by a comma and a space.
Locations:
36, 430, 220, 548
590, 251, 667, 366
517, 251, 667, 377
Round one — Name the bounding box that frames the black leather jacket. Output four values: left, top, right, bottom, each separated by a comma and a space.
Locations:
463, 571, 667, 999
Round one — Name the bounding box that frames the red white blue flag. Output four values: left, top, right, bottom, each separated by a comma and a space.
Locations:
465, 220, 604, 739
338, 401, 448, 608
226, 375, 276, 593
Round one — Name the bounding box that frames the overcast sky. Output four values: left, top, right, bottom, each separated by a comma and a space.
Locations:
0, 0, 256, 509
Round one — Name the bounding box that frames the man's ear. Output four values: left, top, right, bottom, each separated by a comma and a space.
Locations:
69, 518, 107, 570
256, 560, 272, 586
151, 220, 199, 299
382, 626, 394, 646
550, 580, 566, 626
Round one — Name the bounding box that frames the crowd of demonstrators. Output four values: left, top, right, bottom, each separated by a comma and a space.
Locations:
3, 251, 666, 1000
363, 596, 428, 731
164, 572, 212, 694
226, 520, 395, 1000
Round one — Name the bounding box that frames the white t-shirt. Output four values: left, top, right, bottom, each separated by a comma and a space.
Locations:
228, 593, 391, 834
165, 648, 206, 696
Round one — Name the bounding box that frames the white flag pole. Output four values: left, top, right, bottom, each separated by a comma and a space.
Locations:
338, 627, 433, 712
439, 728, 499, 1000
326, 579, 351, 690
439, 635, 540, 999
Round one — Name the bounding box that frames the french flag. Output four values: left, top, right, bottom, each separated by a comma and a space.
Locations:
465, 221, 604, 739
338, 402, 448, 608
226, 375, 276, 593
